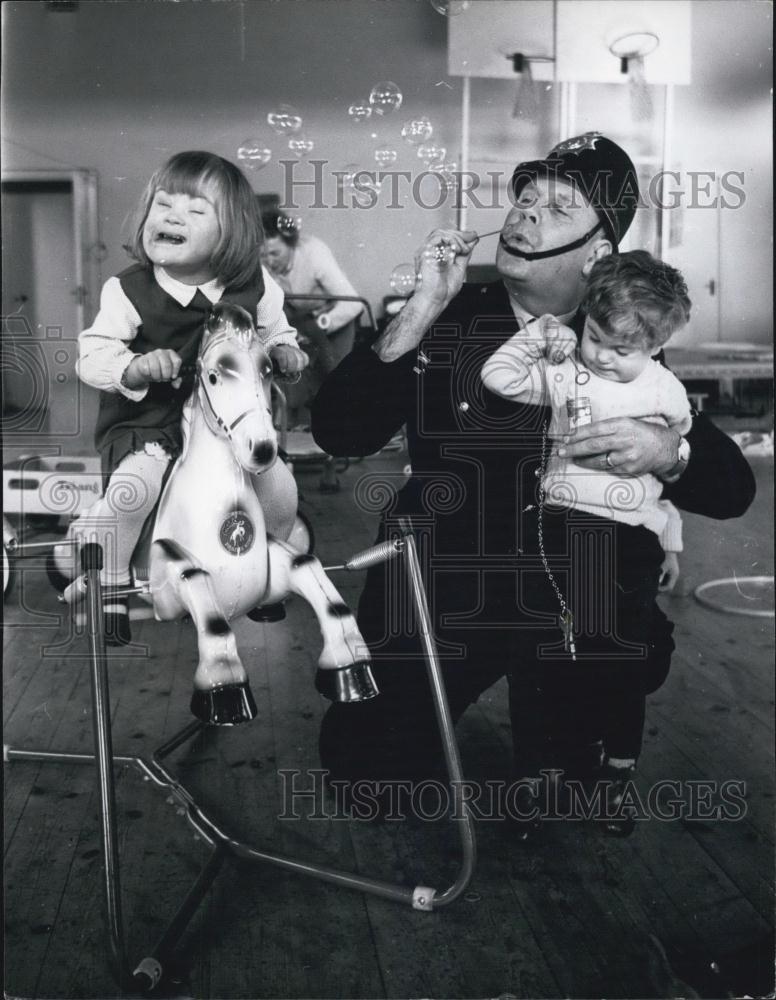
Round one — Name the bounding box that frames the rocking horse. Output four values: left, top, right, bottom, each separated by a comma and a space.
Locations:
50, 301, 378, 723
3, 301, 477, 992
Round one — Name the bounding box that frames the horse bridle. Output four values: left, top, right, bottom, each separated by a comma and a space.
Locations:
193, 343, 274, 441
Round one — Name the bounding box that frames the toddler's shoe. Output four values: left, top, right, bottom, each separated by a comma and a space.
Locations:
103, 601, 132, 646
600, 759, 638, 837
505, 776, 544, 842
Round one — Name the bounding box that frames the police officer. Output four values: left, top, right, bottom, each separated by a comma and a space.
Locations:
311, 134, 754, 815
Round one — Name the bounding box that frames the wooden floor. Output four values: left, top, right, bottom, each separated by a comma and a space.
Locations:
3, 451, 774, 999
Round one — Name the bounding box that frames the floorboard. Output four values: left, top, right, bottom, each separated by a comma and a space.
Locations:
3, 451, 774, 999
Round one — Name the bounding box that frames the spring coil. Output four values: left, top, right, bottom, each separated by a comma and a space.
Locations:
344, 539, 404, 571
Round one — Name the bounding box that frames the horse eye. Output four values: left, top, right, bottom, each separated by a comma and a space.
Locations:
261, 363, 273, 379
208, 371, 218, 385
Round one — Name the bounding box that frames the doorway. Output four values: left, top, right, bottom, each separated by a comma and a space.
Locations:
1, 170, 102, 456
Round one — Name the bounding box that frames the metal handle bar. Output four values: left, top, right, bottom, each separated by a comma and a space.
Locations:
282, 294, 377, 334
177, 360, 298, 382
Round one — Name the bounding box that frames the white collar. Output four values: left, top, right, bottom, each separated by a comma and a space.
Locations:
510, 300, 536, 327
507, 293, 578, 326
154, 265, 224, 307
508, 298, 577, 328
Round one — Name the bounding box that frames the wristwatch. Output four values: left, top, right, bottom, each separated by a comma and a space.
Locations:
661, 435, 691, 483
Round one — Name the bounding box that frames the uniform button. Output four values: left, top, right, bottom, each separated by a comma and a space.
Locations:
458, 401, 470, 412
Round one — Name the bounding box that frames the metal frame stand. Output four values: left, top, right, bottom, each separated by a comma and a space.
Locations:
4, 521, 476, 993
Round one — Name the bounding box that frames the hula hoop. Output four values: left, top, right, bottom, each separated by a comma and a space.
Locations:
3, 544, 13, 599
693, 575, 775, 618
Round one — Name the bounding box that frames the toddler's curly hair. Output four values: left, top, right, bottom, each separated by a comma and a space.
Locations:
583, 250, 692, 350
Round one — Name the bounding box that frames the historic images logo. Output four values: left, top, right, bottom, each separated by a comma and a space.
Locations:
220, 510, 254, 556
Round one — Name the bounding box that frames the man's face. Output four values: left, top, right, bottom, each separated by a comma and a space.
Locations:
496, 177, 602, 289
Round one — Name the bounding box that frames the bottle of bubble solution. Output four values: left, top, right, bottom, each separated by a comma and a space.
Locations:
566, 396, 592, 431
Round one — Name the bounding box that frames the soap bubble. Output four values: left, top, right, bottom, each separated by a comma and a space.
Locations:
359, 174, 383, 194
418, 142, 446, 166
351, 173, 383, 204
348, 102, 373, 123
267, 105, 303, 135
236, 139, 271, 171
436, 243, 457, 266
374, 145, 398, 167
390, 262, 418, 297
338, 163, 360, 191
288, 136, 314, 157
368, 81, 403, 115
431, 160, 460, 193
277, 214, 302, 236
401, 117, 433, 145
423, 239, 457, 267
428, 0, 471, 14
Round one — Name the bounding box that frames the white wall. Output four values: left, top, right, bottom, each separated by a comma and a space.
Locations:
670, 0, 772, 344
1, 0, 461, 318
1, 0, 772, 342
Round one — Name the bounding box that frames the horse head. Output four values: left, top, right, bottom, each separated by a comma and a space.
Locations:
196, 302, 278, 474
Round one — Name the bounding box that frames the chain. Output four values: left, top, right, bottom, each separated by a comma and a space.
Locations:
536, 419, 576, 659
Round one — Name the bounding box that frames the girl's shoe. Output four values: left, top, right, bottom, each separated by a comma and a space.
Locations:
104, 602, 131, 646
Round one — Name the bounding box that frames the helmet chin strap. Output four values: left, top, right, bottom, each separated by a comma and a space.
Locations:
499, 221, 603, 261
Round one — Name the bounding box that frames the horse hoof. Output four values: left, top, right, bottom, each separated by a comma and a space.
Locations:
190, 682, 258, 726
315, 662, 379, 703
246, 602, 286, 623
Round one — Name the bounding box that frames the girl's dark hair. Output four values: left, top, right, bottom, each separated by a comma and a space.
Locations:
582, 250, 692, 350
125, 151, 264, 288
260, 210, 300, 248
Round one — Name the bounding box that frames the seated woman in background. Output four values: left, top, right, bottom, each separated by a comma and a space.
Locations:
261, 211, 363, 430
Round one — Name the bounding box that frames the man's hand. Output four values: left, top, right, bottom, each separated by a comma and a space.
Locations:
270, 344, 308, 376
373, 227, 478, 364
557, 417, 681, 477
414, 227, 479, 309
122, 349, 182, 390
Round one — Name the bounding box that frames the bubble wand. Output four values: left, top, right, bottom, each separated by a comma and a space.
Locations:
389, 230, 507, 295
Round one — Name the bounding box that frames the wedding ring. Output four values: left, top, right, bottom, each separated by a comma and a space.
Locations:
605, 452, 614, 468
